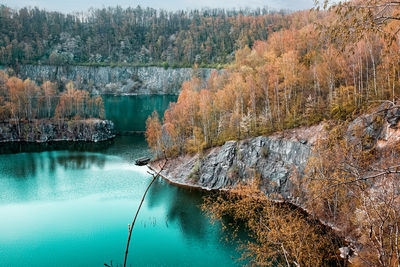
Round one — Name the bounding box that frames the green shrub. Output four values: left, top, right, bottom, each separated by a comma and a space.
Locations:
261, 146, 269, 158
188, 159, 201, 182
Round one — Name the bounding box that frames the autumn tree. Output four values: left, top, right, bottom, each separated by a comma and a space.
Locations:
202, 179, 344, 266
0, 71, 105, 122
145, 111, 163, 157
54, 81, 104, 120
142, 3, 400, 265
41, 81, 57, 118
316, 0, 400, 45
6, 76, 26, 120
304, 116, 400, 266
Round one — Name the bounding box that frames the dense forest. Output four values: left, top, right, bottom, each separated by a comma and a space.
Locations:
145, 6, 400, 156
146, 0, 400, 265
0, 71, 104, 121
0, 5, 288, 67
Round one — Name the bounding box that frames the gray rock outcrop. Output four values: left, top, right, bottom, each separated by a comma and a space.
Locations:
151, 135, 312, 199
151, 103, 400, 200
346, 102, 400, 149
16, 65, 216, 95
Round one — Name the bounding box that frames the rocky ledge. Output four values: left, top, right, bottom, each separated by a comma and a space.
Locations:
150, 102, 400, 201
149, 124, 325, 200
0, 119, 115, 143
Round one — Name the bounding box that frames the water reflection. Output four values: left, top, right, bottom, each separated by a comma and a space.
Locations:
11, 153, 38, 178
0, 152, 109, 179
168, 188, 207, 239
145, 178, 248, 251
147, 179, 209, 240
0, 139, 115, 155
104, 95, 177, 133
56, 154, 106, 170
0, 135, 247, 266
0, 134, 150, 162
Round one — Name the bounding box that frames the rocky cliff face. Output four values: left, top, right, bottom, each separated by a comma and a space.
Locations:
16, 65, 216, 95
0, 119, 115, 143
150, 124, 325, 200
151, 103, 400, 202
346, 102, 400, 149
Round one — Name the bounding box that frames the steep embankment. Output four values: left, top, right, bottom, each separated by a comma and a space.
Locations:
0, 119, 115, 143
149, 124, 325, 200
17, 65, 216, 95
150, 103, 400, 200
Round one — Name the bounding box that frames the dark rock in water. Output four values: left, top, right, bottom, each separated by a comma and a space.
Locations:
135, 157, 151, 166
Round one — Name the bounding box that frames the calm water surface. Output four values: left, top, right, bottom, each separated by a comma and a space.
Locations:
0, 136, 243, 266
104, 95, 177, 132
0, 102, 244, 266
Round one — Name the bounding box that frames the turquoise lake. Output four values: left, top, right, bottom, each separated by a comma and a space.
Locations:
0, 96, 244, 267
103, 95, 178, 132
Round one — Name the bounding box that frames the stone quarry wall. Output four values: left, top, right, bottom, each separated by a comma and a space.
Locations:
150, 124, 325, 200
151, 103, 400, 202
16, 65, 216, 95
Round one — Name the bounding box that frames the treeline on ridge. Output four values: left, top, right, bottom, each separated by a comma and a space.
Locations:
0, 5, 289, 67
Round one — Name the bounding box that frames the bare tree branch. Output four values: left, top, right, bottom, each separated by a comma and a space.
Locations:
122, 158, 168, 267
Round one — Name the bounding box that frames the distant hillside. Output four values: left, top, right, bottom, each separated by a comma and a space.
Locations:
0, 5, 289, 67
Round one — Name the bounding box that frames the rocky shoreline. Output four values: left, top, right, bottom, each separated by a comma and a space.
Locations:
0, 119, 115, 143
149, 102, 400, 199
148, 124, 325, 199
148, 104, 400, 261
147, 163, 211, 191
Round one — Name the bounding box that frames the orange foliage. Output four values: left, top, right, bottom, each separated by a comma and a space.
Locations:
146, 7, 400, 156
0, 71, 105, 121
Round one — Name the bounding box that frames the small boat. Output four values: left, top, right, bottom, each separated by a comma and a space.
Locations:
135, 157, 151, 166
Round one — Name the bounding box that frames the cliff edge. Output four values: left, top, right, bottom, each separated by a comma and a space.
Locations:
149, 124, 325, 200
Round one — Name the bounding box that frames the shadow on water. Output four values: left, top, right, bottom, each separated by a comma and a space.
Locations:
167, 188, 208, 239
0, 139, 115, 155
56, 154, 106, 170
8, 153, 38, 178
147, 179, 208, 240
0, 152, 107, 179
146, 178, 249, 251
0, 134, 150, 161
